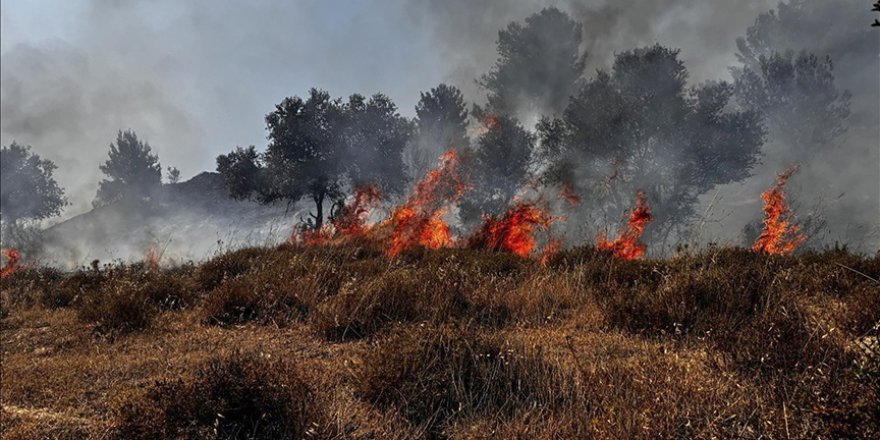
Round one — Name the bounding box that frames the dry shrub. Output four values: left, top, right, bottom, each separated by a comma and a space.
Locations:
113, 352, 317, 440
139, 269, 197, 310
312, 269, 426, 341
77, 278, 155, 334
200, 276, 306, 326
0, 267, 68, 309
195, 247, 274, 291
356, 325, 579, 435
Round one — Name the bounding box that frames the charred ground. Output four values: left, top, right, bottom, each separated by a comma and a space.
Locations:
1, 243, 878, 439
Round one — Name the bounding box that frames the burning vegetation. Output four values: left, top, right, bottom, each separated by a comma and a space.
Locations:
385, 149, 468, 256
752, 166, 805, 255
596, 191, 653, 260
0, 248, 21, 279
469, 202, 554, 258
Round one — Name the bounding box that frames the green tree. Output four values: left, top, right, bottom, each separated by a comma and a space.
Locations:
461, 109, 535, 225
94, 130, 162, 207
216, 146, 268, 201
407, 84, 470, 180
263, 89, 346, 230
0, 142, 66, 223
541, 45, 765, 245
341, 93, 413, 195
734, 51, 850, 157
480, 7, 586, 119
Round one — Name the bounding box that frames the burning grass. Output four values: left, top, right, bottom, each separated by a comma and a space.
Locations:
1, 244, 878, 438
753, 165, 805, 255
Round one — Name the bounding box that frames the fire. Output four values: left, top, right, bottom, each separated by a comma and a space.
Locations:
752, 166, 804, 255
385, 149, 468, 256
1, 248, 22, 279
538, 238, 560, 265
596, 191, 653, 260
470, 202, 553, 258
332, 184, 382, 237
144, 246, 161, 271
469, 114, 501, 135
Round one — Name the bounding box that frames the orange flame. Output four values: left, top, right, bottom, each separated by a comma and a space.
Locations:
1, 248, 22, 279
470, 202, 553, 258
752, 166, 804, 255
597, 191, 652, 260
538, 238, 560, 265
469, 114, 501, 135
385, 149, 467, 256
332, 184, 382, 237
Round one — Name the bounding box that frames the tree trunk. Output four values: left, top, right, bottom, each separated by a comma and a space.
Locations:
313, 191, 325, 230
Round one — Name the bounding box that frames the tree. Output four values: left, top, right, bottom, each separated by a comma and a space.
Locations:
734, 51, 851, 157
0, 142, 66, 223
541, 45, 765, 245
406, 84, 470, 179
461, 109, 535, 225
165, 166, 181, 184
479, 7, 586, 120
216, 146, 268, 201
341, 93, 413, 195
735, 0, 875, 79
263, 89, 346, 230
94, 130, 162, 207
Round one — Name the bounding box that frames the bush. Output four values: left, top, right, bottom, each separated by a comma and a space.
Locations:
113, 352, 317, 439
77, 279, 155, 334
200, 276, 306, 326
195, 247, 273, 291
356, 325, 575, 434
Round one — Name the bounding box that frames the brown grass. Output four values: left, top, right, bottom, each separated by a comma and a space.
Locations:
1, 243, 877, 439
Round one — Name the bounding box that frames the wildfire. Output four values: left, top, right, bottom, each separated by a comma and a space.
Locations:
1, 248, 22, 279
470, 202, 554, 258
538, 238, 560, 265
596, 191, 653, 260
144, 246, 161, 271
752, 166, 804, 255
385, 149, 468, 256
469, 114, 501, 135
332, 184, 382, 237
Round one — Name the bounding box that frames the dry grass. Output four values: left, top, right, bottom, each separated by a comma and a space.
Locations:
1, 243, 877, 439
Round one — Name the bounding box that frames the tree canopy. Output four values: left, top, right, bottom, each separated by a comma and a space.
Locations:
406, 84, 470, 180
734, 51, 851, 158
540, 45, 765, 245
0, 142, 66, 223
94, 130, 162, 207
219, 89, 413, 230
461, 109, 535, 225
479, 7, 586, 120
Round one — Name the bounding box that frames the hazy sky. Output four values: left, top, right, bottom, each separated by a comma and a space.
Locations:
2, 0, 779, 216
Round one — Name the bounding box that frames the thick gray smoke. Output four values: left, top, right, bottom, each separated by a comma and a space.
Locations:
1, 0, 877, 265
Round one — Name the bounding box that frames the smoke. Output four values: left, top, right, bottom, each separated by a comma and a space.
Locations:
1, 0, 877, 263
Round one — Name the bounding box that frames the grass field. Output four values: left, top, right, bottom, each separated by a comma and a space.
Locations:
1, 243, 878, 439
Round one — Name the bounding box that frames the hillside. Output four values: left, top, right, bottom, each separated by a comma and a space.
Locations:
1, 243, 878, 439
39, 173, 301, 268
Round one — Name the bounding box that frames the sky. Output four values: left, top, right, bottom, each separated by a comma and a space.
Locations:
0, 0, 803, 218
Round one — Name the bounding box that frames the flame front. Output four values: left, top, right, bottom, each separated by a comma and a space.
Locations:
470, 202, 553, 258
385, 149, 467, 256
596, 191, 653, 260
332, 184, 382, 237
752, 166, 804, 255
0, 248, 21, 279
